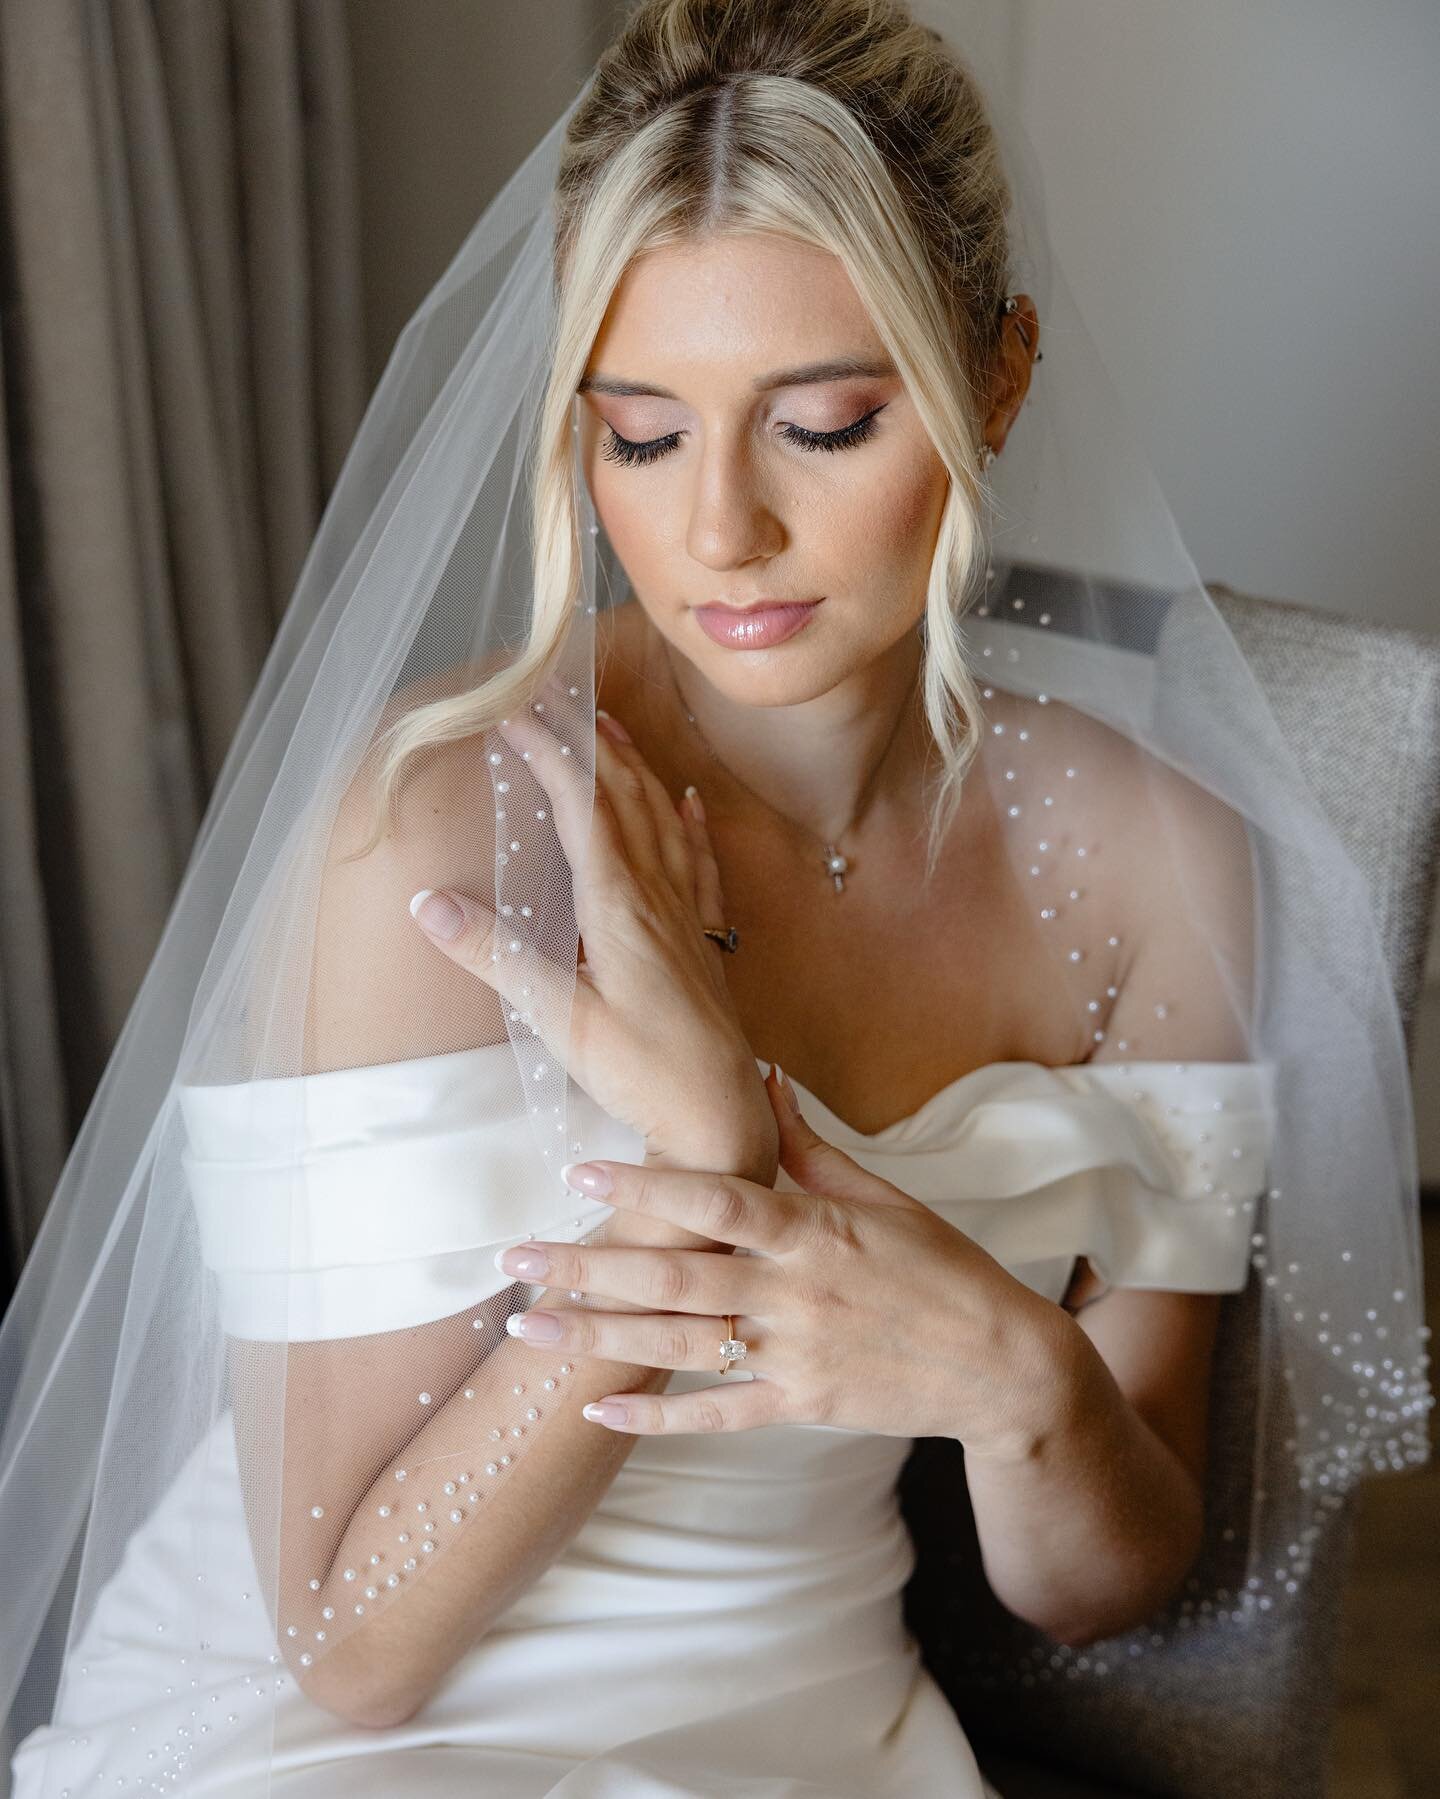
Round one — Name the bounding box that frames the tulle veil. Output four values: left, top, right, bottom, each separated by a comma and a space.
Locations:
0, 4, 1429, 1793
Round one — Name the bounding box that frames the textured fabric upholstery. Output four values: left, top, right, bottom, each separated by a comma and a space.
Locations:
899, 580, 1440, 1798
1206, 584, 1440, 1031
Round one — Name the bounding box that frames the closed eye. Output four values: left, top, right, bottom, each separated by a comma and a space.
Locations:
600, 405, 887, 469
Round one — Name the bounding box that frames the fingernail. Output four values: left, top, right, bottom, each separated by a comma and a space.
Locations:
410, 888, 464, 940
595, 709, 632, 743
495, 1243, 550, 1278
561, 1161, 612, 1196
773, 1063, 802, 1115
583, 1401, 629, 1426
684, 784, 706, 823
506, 1310, 562, 1341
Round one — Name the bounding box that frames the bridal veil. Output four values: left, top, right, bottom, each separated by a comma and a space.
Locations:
0, 3, 1429, 1792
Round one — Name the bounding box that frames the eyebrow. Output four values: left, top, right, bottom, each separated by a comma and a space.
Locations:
575, 354, 898, 399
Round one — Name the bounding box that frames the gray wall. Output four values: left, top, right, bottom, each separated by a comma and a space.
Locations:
1010, 0, 1440, 639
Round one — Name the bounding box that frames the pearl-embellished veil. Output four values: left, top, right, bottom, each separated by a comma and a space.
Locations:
0, 5, 1429, 1793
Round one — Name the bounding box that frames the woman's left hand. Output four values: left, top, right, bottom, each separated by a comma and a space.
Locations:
496, 1065, 1079, 1454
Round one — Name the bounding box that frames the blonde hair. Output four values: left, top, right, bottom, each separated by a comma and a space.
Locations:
356, 0, 1013, 880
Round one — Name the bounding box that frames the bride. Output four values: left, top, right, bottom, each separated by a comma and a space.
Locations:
3, 1, 1426, 1795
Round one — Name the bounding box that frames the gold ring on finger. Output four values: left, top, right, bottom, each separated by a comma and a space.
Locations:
718, 1315, 750, 1375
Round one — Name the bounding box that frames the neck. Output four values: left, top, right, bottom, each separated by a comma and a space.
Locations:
646, 617, 928, 849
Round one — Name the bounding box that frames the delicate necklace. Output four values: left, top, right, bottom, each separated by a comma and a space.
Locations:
657, 639, 918, 895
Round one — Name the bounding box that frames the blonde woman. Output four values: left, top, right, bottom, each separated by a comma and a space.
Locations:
3, 2, 1426, 1796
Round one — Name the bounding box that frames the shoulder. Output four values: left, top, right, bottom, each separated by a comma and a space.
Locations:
1087, 710, 1256, 1055
1005, 690, 1253, 959
308, 661, 512, 1072
1051, 698, 1252, 1057
1001, 688, 1247, 860
991, 689, 1254, 1063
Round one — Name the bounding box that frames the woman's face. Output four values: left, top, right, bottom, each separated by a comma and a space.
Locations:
576, 232, 950, 706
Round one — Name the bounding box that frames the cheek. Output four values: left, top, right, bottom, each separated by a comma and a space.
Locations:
830, 444, 948, 601
593, 492, 685, 603
582, 450, 682, 576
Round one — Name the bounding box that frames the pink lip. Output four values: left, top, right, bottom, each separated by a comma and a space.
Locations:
693, 600, 821, 649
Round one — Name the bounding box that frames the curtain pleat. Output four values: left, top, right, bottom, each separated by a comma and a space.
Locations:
0, 0, 364, 1278
231, 1, 319, 627
0, 350, 70, 1289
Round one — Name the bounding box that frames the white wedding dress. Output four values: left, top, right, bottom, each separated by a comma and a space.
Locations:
9, 1046, 1274, 1799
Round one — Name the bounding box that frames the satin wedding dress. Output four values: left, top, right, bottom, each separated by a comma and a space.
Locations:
9, 1044, 1274, 1798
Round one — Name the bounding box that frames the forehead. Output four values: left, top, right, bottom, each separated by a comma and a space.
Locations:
584, 234, 885, 385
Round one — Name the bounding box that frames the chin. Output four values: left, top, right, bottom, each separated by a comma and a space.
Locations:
687, 633, 877, 708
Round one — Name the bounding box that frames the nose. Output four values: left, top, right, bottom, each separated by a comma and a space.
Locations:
684, 436, 785, 572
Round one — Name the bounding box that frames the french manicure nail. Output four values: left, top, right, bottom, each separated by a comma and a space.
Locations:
410, 888, 464, 940
506, 1310, 562, 1341
496, 1243, 550, 1278
561, 1161, 612, 1196
583, 1401, 629, 1426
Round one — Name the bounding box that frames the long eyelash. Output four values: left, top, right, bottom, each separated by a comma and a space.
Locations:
601, 404, 887, 469
779, 405, 886, 454
601, 428, 681, 468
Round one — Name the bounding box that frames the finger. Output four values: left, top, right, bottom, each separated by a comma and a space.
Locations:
505, 1305, 768, 1375
580, 1375, 787, 1435
507, 681, 608, 993
493, 1235, 775, 1314
503, 693, 695, 949
491, 704, 599, 887
597, 705, 709, 895
603, 724, 696, 902
555, 1159, 814, 1257
522, 670, 588, 740
498, 704, 666, 952
764, 1064, 923, 1212
682, 787, 726, 932
409, 884, 577, 1029
592, 714, 669, 878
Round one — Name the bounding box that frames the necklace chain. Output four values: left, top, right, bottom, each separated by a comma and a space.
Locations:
657, 639, 916, 896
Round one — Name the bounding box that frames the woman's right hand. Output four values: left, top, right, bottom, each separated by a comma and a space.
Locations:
410, 672, 779, 1221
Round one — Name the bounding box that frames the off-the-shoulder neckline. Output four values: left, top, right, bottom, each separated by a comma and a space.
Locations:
765, 1054, 1270, 1144
179, 1042, 1269, 1149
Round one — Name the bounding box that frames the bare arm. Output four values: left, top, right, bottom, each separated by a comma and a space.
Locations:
958, 1308, 1209, 1647
287, 1244, 750, 1728
255, 711, 772, 1728
961, 746, 1256, 1646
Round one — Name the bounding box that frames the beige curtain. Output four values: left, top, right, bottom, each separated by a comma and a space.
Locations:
0, 0, 365, 1280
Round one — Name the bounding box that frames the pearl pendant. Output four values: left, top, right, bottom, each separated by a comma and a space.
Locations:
823, 844, 848, 893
